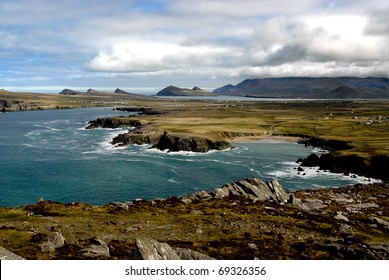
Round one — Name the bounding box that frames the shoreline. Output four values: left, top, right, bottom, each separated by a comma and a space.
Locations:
1, 178, 388, 260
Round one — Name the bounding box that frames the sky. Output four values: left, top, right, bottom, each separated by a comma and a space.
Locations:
0, 0, 388, 92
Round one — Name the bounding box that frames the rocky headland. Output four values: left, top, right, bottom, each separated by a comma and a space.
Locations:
1, 177, 388, 260
297, 136, 389, 181
86, 114, 232, 153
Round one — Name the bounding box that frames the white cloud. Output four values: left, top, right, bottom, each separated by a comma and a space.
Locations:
1, 0, 388, 88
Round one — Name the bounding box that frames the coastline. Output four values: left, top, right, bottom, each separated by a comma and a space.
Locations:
1, 177, 388, 260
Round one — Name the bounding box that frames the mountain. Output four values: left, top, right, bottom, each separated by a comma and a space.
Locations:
59, 89, 84, 95
213, 77, 389, 99
114, 88, 132, 94
156, 85, 213, 96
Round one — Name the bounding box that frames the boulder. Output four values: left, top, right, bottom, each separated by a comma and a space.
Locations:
368, 217, 389, 231
135, 237, 180, 260
0, 246, 25, 260
135, 237, 214, 260
79, 244, 110, 258
40, 232, 65, 252
175, 248, 215, 260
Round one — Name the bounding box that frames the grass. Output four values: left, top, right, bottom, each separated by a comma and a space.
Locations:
2, 90, 388, 156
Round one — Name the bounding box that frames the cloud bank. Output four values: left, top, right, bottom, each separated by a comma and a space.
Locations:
0, 0, 387, 89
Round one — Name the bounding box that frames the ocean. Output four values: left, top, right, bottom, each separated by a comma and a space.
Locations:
0, 107, 377, 207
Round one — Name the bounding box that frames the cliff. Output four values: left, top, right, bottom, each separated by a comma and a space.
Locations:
298, 136, 389, 181
87, 116, 232, 152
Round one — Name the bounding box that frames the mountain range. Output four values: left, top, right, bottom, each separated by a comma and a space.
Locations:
212, 77, 388, 99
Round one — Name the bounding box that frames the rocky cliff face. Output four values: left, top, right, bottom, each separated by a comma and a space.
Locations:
298, 136, 389, 181
151, 131, 232, 152
299, 152, 389, 181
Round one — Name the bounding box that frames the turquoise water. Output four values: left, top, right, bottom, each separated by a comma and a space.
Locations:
0, 107, 376, 207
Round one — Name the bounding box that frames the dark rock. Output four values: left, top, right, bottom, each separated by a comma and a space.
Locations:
300, 154, 320, 167
151, 131, 231, 153
85, 118, 141, 129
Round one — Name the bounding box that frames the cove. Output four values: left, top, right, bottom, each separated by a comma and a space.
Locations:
0, 107, 377, 207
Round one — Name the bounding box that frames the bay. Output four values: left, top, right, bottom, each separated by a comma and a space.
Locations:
0, 107, 376, 207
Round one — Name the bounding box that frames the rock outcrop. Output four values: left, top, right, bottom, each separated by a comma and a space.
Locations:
111, 124, 161, 146
135, 237, 214, 260
85, 118, 142, 129
299, 152, 389, 181
297, 136, 389, 181
151, 131, 232, 153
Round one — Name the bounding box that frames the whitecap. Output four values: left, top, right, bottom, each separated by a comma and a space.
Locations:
168, 178, 180, 185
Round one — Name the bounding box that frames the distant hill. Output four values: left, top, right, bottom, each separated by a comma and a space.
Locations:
114, 88, 133, 94
213, 77, 389, 99
156, 86, 213, 96
59, 88, 139, 96
59, 89, 84, 95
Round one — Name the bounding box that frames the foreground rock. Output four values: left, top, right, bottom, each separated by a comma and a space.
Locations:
1, 178, 388, 260
183, 177, 291, 204
136, 237, 214, 260
0, 246, 25, 260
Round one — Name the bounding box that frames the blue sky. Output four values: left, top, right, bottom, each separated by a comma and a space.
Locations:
0, 0, 388, 92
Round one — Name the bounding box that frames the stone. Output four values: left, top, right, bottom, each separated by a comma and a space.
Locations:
40, 232, 65, 252
248, 243, 259, 250
338, 224, 354, 238
136, 237, 180, 260
0, 246, 25, 260
346, 203, 379, 212
334, 213, 350, 222
175, 248, 215, 260
110, 202, 129, 211
368, 217, 389, 230
213, 187, 230, 199
302, 199, 328, 211
79, 244, 110, 258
